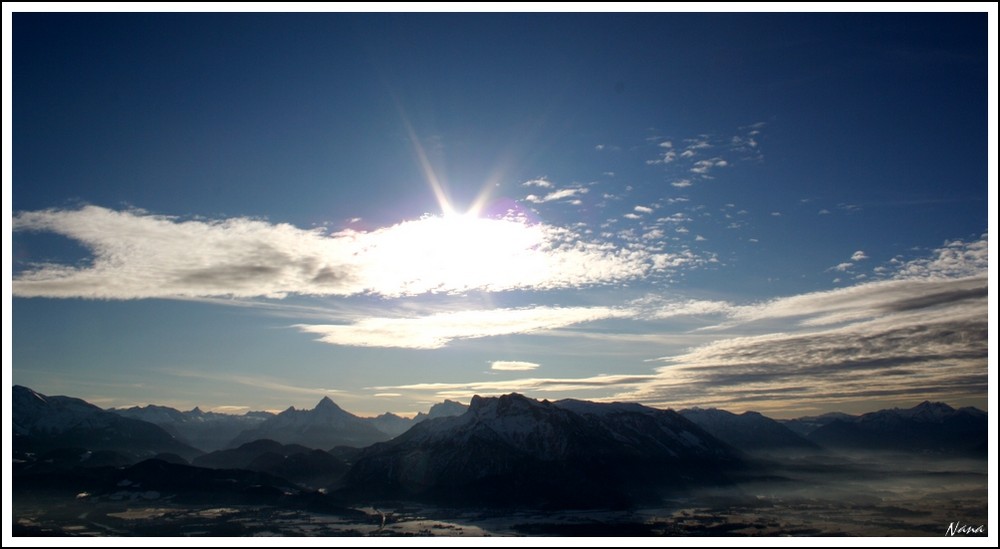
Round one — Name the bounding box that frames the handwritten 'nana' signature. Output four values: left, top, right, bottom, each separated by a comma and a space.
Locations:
945, 521, 985, 536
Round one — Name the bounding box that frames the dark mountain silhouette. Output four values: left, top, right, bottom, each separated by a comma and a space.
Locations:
807, 401, 986, 455
680, 408, 819, 454
229, 396, 391, 449
193, 439, 350, 488
112, 404, 273, 452
339, 393, 743, 508
13, 386, 201, 462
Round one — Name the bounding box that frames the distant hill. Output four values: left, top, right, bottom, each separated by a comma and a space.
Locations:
806, 401, 987, 455
112, 404, 273, 452
13, 385, 201, 462
339, 393, 742, 508
367, 399, 470, 437
680, 408, 819, 455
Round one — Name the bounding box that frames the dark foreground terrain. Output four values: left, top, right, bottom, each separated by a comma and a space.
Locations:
14, 453, 986, 537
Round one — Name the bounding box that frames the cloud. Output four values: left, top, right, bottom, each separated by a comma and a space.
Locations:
623, 213, 642, 220
373, 393, 402, 398
851, 250, 868, 261
521, 178, 553, 188
647, 150, 677, 165
370, 236, 987, 413
295, 306, 631, 349
13, 205, 695, 299
690, 157, 728, 175
684, 138, 711, 150
211, 405, 250, 413
524, 187, 588, 203
671, 179, 692, 188
633, 205, 654, 214
491, 361, 540, 371
629, 290, 986, 413
833, 262, 854, 272
892, 235, 987, 279
373, 373, 656, 400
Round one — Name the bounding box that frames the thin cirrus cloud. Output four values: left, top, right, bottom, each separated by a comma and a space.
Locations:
371, 373, 657, 401
295, 306, 631, 349
371, 236, 987, 413
628, 237, 986, 413
12, 205, 694, 300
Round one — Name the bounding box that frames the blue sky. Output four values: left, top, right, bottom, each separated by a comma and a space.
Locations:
9, 11, 992, 417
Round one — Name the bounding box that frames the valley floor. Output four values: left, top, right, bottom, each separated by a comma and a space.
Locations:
15, 454, 987, 537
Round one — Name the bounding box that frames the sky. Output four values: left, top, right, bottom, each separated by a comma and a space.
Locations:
7, 9, 994, 418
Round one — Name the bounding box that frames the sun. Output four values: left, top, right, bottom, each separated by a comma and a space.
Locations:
356, 207, 553, 296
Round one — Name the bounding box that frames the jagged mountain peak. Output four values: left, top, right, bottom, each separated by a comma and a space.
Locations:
314, 396, 344, 412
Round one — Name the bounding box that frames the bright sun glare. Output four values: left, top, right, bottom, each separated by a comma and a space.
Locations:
381, 210, 550, 294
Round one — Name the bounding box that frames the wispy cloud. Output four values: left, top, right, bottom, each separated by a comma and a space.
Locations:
373, 373, 656, 400
295, 306, 631, 349
13, 205, 695, 299
368, 236, 987, 413
524, 187, 588, 203
521, 178, 553, 188
633, 205, 655, 214
490, 360, 540, 371
851, 250, 869, 261
168, 369, 347, 398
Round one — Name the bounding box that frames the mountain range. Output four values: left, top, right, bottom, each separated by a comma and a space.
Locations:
679, 408, 819, 455
804, 401, 987, 455
112, 404, 273, 452
111, 396, 469, 451
12, 385, 988, 509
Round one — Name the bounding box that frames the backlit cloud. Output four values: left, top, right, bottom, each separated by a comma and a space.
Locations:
13, 205, 694, 300
369, 236, 987, 414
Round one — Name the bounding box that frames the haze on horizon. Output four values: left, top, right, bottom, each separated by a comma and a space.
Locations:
9, 11, 990, 420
